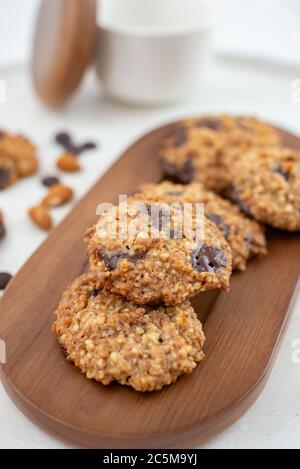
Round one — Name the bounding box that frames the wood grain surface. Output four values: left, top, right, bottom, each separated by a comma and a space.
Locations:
0, 123, 299, 448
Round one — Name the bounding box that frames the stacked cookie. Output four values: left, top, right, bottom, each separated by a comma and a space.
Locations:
54, 197, 234, 391
53, 114, 299, 393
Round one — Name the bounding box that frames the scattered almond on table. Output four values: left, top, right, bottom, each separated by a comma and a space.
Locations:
43, 184, 73, 207
56, 153, 81, 173
28, 205, 53, 231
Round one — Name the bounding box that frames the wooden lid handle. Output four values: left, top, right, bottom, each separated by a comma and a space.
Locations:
32, 0, 97, 108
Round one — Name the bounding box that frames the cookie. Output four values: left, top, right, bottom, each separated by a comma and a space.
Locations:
53, 273, 205, 392
160, 115, 280, 192
227, 147, 300, 232
85, 199, 232, 305
0, 131, 38, 189
136, 181, 267, 271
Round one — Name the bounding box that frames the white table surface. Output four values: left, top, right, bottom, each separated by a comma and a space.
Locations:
0, 57, 300, 449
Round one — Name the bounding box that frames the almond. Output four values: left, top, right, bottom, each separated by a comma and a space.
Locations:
56, 153, 80, 172
42, 184, 73, 207
28, 205, 52, 231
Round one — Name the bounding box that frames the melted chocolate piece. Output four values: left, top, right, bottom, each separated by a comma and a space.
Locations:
146, 300, 166, 309
0, 167, 11, 190
272, 164, 290, 181
207, 213, 230, 238
191, 245, 227, 273
89, 287, 103, 298
163, 158, 195, 185
225, 185, 253, 218
170, 125, 188, 147
196, 118, 221, 131
0, 130, 4, 139
101, 251, 145, 270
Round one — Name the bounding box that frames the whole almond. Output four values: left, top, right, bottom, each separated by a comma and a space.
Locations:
43, 184, 73, 207
56, 153, 80, 172
28, 205, 52, 231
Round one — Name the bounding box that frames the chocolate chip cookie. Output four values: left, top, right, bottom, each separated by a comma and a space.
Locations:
160, 115, 280, 192
53, 273, 205, 392
228, 147, 300, 231
85, 199, 232, 305
136, 181, 267, 271
0, 131, 38, 189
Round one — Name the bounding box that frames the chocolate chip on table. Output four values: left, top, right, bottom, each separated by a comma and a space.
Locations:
207, 213, 230, 238
101, 251, 146, 271
163, 158, 195, 185
41, 176, 60, 187
55, 131, 97, 155
0, 272, 12, 290
0, 168, 11, 190
191, 244, 227, 273
272, 164, 290, 181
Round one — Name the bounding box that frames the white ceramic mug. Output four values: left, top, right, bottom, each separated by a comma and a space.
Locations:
96, 0, 213, 105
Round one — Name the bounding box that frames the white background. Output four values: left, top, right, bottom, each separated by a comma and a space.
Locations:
0, 0, 300, 449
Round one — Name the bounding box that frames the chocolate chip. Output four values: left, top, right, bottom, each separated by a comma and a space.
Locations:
225, 185, 252, 218
191, 245, 227, 273
196, 118, 221, 131
101, 251, 145, 270
170, 125, 188, 147
0, 272, 12, 290
146, 300, 166, 309
55, 132, 72, 147
163, 158, 195, 185
207, 213, 230, 237
77, 142, 97, 153
0, 131, 4, 139
0, 220, 5, 240
89, 287, 103, 298
272, 164, 289, 181
41, 176, 60, 187
55, 131, 97, 155
0, 167, 11, 190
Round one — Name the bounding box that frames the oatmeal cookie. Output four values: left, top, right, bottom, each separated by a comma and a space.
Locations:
227, 147, 300, 231
160, 115, 280, 192
85, 199, 232, 305
136, 181, 267, 271
53, 273, 205, 392
0, 131, 38, 189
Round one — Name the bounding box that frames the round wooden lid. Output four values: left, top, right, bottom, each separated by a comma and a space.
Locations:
32, 0, 97, 108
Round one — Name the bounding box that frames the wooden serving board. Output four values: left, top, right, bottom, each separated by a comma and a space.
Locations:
1, 123, 299, 448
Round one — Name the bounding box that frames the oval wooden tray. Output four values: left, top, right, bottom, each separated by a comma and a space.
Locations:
1, 122, 299, 448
